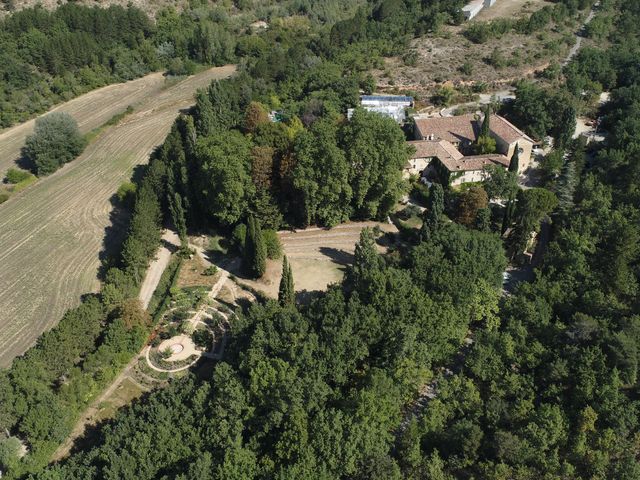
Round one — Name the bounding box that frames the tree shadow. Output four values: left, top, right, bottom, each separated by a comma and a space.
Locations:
61, 388, 156, 461
318, 247, 353, 266
16, 147, 36, 173
97, 193, 131, 279
97, 165, 149, 279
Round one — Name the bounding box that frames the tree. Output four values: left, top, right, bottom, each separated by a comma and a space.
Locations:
118, 298, 150, 330
474, 135, 497, 154
509, 187, 558, 255
475, 207, 491, 232
278, 256, 295, 306
23, 112, 86, 175
508, 144, 520, 173
483, 164, 518, 200
244, 215, 266, 278
250, 146, 275, 191
340, 109, 411, 219
480, 105, 491, 138
293, 119, 352, 227
195, 131, 254, 226
243, 101, 270, 134
422, 183, 444, 239
169, 192, 188, 246
457, 186, 489, 227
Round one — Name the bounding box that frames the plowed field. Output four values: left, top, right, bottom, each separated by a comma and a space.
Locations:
0, 65, 235, 367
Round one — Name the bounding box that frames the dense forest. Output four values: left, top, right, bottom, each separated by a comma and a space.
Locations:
2, 0, 638, 478
0, 0, 369, 128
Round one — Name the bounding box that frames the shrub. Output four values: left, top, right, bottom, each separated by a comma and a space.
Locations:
411, 181, 430, 206
23, 112, 86, 176
459, 62, 473, 76
4, 168, 31, 184
232, 223, 247, 252
263, 229, 283, 259
116, 182, 136, 208
192, 328, 213, 349
203, 265, 218, 276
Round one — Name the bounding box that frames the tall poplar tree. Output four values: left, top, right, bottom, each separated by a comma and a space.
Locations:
278, 255, 295, 306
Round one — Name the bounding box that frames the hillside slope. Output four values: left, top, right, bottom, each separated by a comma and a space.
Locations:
0, 0, 185, 18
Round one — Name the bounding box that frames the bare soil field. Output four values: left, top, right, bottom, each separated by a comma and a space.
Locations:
0, 71, 171, 179
238, 222, 398, 299
0, 65, 235, 368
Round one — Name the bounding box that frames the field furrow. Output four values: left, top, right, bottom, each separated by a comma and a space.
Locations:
0, 65, 235, 367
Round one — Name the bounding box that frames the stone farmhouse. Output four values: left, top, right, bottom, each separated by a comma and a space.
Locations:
407, 113, 534, 186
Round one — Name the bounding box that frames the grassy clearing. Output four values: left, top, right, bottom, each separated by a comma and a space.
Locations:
94, 378, 145, 423
177, 253, 220, 288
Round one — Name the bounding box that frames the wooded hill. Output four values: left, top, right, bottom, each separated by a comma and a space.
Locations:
2, 0, 638, 478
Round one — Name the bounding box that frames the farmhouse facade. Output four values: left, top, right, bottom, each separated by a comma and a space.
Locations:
407, 113, 534, 186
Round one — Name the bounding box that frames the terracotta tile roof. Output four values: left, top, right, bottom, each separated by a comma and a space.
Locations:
407, 140, 464, 162
414, 114, 477, 144
414, 113, 534, 146
440, 153, 509, 173
489, 114, 534, 144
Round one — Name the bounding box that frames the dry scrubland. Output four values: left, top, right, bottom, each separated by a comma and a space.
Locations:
0, 65, 235, 367
375, 0, 573, 93
0, 0, 186, 18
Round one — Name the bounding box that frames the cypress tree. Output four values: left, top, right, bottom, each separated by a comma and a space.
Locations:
421, 183, 444, 240
278, 255, 295, 306
509, 143, 520, 173
244, 215, 267, 278
243, 216, 256, 276
480, 105, 491, 138
169, 192, 187, 247
253, 217, 267, 278
501, 195, 516, 235
475, 207, 491, 232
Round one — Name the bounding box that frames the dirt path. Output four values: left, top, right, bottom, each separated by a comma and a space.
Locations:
52, 229, 191, 461
51, 354, 145, 462
0, 65, 236, 368
563, 3, 598, 66
139, 230, 181, 310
